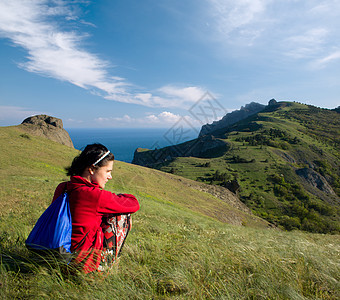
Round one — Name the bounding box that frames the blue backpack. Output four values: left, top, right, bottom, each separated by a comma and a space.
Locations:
25, 191, 72, 262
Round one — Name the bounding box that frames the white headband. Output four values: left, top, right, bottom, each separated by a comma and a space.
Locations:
93, 150, 110, 166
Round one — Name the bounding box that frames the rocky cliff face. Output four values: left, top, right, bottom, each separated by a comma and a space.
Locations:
133, 135, 230, 167
296, 168, 336, 195
19, 115, 73, 147
199, 101, 267, 137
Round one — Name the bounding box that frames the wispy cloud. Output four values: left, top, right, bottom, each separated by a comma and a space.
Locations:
0, 1, 127, 93
0, 0, 207, 108
312, 51, 340, 69
284, 28, 329, 59
94, 111, 200, 127
102, 85, 208, 108
207, 0, 271, 45
205, 0, 340, 66
155, 85, 210, 107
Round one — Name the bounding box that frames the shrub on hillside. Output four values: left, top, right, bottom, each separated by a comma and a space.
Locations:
279, 215, 301, 230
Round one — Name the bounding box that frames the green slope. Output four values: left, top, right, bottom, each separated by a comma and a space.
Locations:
0, 124, 339, 299
141, 102, 340, 234
0, 125, 266, 229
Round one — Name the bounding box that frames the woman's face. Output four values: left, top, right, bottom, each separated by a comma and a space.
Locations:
91, 160, 113, 189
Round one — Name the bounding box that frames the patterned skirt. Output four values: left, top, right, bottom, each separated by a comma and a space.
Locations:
99, 214, 131, 272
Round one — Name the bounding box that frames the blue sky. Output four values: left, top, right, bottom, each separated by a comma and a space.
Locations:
0, 0, 339, 128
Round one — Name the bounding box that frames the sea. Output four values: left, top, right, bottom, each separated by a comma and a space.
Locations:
66, 127, 199, 163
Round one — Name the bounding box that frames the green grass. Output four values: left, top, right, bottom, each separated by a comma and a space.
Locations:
154, 102, 340, 234
1, 125, 339, 299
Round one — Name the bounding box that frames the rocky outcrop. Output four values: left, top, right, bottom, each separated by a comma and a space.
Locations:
296, 168, 335, 195
19, 115, 73, 147
199, 101, 266, 137
221, 179, 240, 195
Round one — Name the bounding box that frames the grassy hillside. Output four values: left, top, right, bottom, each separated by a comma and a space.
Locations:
0, 125, 339, 299
0, 126, 265, 228
149, 102, 340, 234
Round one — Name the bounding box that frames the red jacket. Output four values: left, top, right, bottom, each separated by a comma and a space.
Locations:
53, 176, 139, 272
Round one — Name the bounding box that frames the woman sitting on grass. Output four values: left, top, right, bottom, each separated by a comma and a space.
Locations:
53, 143, 140, 273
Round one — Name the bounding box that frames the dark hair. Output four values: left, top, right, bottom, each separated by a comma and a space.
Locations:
66, 143, 115, 176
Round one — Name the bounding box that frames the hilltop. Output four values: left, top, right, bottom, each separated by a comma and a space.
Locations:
199, 101, 266, 136
133, 101, 340, 234
0, 122, 339, 299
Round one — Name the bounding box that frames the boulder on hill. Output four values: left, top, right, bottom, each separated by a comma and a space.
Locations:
19, 115, 74, 147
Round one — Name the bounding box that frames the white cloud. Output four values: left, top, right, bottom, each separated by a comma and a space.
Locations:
145, 114, 160, 123
66, 118, 84, 124
0, 0, 128, 94
284, 28, 329, 59
0, 1, 209, 109
216, 0, 267, 30
312, 51, 340, 68
286, 28, 329, 46
95, 114, 133, 124
205, 0, 340, 66
146, 111, 181, 124
158, 111, 181, 123
103, 85, 209, 108
94, 111, 200, 128
308, 1, 340, 17
158, 85, 207, 103
207, 0, 271, 45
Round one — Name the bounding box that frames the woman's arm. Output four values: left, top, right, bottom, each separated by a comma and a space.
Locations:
97, 190, 140, 215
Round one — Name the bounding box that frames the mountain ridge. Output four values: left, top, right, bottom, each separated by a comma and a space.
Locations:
199, 100, 267, 137
132, 100, 340, 233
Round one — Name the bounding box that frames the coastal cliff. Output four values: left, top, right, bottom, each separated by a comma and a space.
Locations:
132, 100, 340, 233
